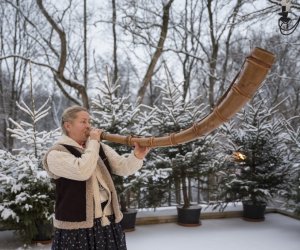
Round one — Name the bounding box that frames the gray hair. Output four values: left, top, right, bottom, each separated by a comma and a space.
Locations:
61, 106, 89, 134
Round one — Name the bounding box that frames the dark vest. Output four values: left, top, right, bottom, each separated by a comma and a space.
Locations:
55, 144, 112, 222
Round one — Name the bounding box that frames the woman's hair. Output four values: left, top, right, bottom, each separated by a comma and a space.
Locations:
61, 106, 89, 134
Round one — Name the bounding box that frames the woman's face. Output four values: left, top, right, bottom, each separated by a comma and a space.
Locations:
64, 111, 91, 145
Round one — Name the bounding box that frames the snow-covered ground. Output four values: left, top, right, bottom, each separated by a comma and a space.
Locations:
0, 213, 299, 250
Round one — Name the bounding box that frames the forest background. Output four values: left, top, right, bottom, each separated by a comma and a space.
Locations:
0, 0, 299, 213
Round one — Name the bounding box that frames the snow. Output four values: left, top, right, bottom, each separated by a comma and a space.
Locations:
0, 207, 17, 221
128, 213, 300, 250
0, 213, 299, 250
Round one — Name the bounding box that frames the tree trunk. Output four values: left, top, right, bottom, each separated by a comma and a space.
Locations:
188, 176, 193, 203
36, 0, 90, 109
83, 0, 88, 89
0, 6, 6, 149
181, 166, 190, 208
137, 0, 174, 103
220, 0, 242, 94
112, 0, 119, 88
174, 175, 181, 205
197, 174, 201, 204
168, 178, 172, 206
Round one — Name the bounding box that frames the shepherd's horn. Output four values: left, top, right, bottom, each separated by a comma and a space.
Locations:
101, 47, 275, 147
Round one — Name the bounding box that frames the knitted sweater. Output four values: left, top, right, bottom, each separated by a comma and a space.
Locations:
43, 135, 143, 229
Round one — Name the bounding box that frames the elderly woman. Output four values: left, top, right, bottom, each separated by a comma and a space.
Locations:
43, 106, 150, 250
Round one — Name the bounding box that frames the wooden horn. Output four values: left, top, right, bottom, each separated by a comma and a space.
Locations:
101, 47, 275, 147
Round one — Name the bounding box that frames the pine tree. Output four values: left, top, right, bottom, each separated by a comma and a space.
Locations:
0, 72, 60, 243
151, 78, 219, 208
91, 71, 151, 211
216, 99, 293, 208
284, 118, 300, 214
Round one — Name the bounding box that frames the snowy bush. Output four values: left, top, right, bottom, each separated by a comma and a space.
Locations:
0, 98, 60, 243
215, 99, 293, 208
135, 154, 172, 209
150, 79, 220, 208
91, 73, 154, 211
284, 118, 300, 214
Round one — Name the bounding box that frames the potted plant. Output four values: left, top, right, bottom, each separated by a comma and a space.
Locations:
217, 100, 292, 221
112, 166, 141, 231
91, 73, 143, 231
173, 144, 202, 226
138, 151, 173, 210
284, 118, 300, 217
173, 134, 220, 226
151, 79, 216, 226
0, 97, 60, 243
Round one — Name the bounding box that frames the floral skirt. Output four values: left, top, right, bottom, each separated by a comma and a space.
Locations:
52, 216, 127, 250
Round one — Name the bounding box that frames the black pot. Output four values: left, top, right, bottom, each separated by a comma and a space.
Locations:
120, 209, 138, 232
242, 201, 266, 221
31, 220, 53, 244
177, 205, 202, 226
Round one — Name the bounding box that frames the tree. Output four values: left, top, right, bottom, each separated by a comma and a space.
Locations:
90, 70, 143, 212
0, 91, 60, 243
284, 117, 300, 214
202, 0, 248, 109
216, 99, 293, 209
150, 72, 219, 208
0, 1, 31, 150
167, 0, 205, 101
111, 0, 119, 86
0, 0, 96, 108
35, 0, 90, 108
116, 0, 175, 103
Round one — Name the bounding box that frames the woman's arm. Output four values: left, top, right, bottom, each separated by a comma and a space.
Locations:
47, 140, 100, 181
101, 143, 143, 176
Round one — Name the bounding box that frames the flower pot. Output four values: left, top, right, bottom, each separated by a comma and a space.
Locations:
31, 220, 53, 244
177, 205, 202, 226
120, 209, 138, 232
242, 202, 266, 222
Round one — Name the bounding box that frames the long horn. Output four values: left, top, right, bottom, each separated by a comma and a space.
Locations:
101, 47, 275, 147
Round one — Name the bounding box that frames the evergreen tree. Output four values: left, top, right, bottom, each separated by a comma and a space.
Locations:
91, 72, 152, 211
0, 97, 60, 243
284, 118, 300, 214
216, 99, 293, 208
151, 79, 219, 208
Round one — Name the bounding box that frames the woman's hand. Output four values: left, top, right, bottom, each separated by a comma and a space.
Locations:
89, 128, 103, 142
133, 142, 151, 160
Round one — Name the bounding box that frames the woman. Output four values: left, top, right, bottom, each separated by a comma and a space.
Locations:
43, 106, 150, 250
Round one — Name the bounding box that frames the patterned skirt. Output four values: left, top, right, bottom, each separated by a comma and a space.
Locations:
51, 216, 127, 250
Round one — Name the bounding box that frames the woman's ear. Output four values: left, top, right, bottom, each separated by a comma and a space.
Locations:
64, 121, 71, 133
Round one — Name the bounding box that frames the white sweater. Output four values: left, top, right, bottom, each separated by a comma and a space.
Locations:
46, 135, 143, 202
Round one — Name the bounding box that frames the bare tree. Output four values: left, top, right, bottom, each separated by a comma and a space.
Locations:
111, 0, 119, 87
36, 0, 90, 108
137, 0, 174, 103
0, 0, 92, 109
83, 0, 88, 89
168, 0, 205, 102
202, 0, 249, 109
116, 0, 174, 103
1, 0, 299, 122
0, 0, 30, 150
261, 33, 300, 118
